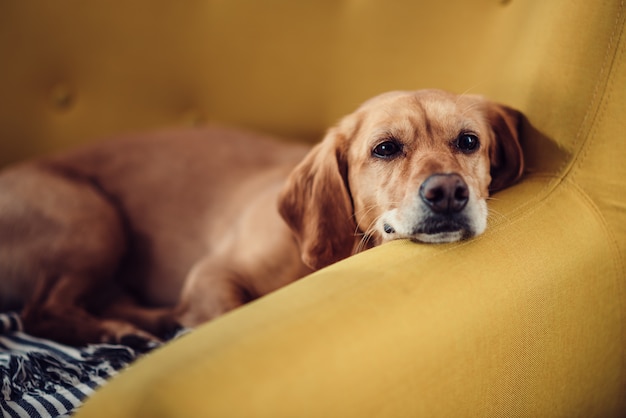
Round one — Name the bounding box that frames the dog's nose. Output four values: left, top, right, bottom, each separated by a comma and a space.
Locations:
419, 173, 469, 214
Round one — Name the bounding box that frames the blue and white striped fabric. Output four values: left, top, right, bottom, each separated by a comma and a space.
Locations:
0, 312, 158, 417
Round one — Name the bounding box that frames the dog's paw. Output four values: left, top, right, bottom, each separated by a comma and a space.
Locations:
100, 320, 161, 348
118, 334, 159, 351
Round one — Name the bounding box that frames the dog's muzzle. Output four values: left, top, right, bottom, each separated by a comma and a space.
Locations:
380, 172, 478, 244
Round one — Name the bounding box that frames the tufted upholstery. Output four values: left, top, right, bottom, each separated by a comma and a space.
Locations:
2, 0, 625, 416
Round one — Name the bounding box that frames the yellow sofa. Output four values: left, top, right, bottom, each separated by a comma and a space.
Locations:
1, 0, 624, 416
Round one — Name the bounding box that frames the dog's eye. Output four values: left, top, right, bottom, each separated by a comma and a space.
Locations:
455, 134, 480, 153
372, 140, 403, 159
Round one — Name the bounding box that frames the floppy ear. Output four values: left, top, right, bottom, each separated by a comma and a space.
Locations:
486, 102, 525, 193
277, 128, 357, 271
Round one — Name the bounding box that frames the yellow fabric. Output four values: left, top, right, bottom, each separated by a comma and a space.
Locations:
1, 0, 624, 416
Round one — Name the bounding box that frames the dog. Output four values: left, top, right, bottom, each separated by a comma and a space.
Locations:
0, 89, 523, 345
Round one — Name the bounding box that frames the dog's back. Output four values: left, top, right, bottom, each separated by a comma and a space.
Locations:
41, 127, 308, 303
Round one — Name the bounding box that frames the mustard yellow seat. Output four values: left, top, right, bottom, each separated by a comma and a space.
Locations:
1, 0, 624, 416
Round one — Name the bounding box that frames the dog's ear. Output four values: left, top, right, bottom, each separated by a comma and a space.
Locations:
486, 102, 525, 193
278, 127, 356, 271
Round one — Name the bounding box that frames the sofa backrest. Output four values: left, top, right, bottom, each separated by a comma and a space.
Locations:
0, 0, 623, 180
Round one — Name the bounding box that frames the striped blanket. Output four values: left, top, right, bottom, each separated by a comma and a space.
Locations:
0, 312, 162, 417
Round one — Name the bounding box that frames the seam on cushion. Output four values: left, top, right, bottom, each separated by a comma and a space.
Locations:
565, 0, 625, 178
482, 1, 626, 242
488, 174, 559, 223
564, 3, 626, 376
504, 0, 626, 217
477, 180, 573, 244
565, 177, 625, 279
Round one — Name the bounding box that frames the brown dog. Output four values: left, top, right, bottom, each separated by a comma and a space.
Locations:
0, 89, 523, 345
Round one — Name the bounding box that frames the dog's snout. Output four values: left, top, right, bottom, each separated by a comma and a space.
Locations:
419, 173, 469, 214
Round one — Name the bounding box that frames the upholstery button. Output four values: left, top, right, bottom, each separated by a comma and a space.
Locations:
183, 109, 206, 126
51, 84, 74, 110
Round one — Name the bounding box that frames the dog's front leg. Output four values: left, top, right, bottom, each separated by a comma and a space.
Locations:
175, 256, 254, 328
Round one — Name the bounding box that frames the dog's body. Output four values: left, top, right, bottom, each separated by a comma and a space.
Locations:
0, 128, 312, 343
0, 90, 523, 345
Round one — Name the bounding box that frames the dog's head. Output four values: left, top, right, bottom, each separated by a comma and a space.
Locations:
278, 89, 524, 270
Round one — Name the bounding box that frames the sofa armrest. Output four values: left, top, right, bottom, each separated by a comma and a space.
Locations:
77, 176, 626, 417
